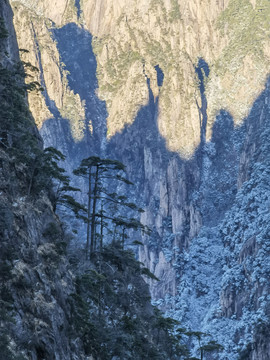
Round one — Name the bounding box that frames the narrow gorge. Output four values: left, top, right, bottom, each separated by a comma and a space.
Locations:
1, 0, 270, 359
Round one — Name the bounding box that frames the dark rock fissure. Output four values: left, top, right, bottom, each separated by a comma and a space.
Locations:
74, 0, 81, 18
195, 57, 209, 147
154, 64, 164, 87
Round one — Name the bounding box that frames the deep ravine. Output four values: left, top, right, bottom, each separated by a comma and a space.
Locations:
2, 0, 270, 359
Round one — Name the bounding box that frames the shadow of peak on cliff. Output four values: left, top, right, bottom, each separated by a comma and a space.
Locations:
107, 74, 178, 168
52, 23, 99, 97
39, 117, 92, 164
211, 73, 270, 155
108, 81, 237, 171
40, 19, 270, 182
40, 22, 234, 170
39, 22, 107, 158
211, 110, 235, 146
195, 57, 210, 94
107, 74, 270, 209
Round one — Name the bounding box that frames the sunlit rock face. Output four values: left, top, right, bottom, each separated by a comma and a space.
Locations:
9, 0, 270, 358
81, 0, 270, 157
10, 0, 270, 156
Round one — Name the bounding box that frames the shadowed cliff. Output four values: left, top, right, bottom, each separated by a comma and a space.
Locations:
21, 12, 270, 360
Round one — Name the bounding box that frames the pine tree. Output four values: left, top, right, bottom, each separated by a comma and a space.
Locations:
73, 156, 147, 259
70, 241, 191, 360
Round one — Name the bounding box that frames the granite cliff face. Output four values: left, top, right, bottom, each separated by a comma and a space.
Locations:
10, 0, 270, 156
1, 4, 179, 359
8, 0, 270, 358
0, 2, 87, 359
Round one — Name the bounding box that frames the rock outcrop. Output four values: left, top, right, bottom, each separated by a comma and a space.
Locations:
0, 3, 86, 358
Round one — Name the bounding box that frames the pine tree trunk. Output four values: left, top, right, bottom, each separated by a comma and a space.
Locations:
90, 165, 99, 257
100, 202, 104, 250
86, 166, 91, 260
122, 228, 125, 249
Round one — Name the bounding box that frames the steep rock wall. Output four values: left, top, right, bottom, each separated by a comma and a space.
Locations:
10, 0, 270, 156
0, 3, 86, 358
163, 81, 270, 359
8, 0, 270, 358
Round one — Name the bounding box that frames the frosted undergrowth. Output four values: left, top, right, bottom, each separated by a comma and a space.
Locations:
157, 113, 270, 358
